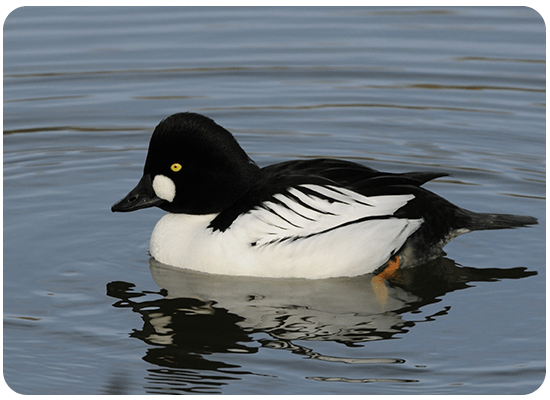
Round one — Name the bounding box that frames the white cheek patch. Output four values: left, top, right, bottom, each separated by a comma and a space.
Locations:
152, 175, 176, 202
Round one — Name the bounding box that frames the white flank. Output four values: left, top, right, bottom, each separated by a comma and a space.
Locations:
150, 184, 423, 278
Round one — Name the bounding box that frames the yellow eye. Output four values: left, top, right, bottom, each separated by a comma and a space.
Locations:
171, 163, 182, 172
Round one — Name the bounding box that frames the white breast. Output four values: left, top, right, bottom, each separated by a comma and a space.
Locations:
149, 184, 423, 278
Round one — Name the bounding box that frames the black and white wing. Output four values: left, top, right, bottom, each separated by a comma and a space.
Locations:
203, 159, 449, 277
237, 184, 420, 246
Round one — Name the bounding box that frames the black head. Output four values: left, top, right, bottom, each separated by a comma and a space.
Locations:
112, 112, 261, 214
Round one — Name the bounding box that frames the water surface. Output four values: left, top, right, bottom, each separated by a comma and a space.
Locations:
3, 6, 545, 395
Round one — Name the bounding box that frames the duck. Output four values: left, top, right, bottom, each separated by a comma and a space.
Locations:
112, 112, 537, 280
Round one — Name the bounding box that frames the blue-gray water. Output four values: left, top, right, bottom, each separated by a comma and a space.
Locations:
3, 6, 545, 395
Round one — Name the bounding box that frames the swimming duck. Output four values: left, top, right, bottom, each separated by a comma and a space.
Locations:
112, 112, 537, 279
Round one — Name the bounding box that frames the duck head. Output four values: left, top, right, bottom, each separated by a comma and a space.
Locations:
112, 112, 261, 214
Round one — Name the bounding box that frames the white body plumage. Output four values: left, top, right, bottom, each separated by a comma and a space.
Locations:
150, 184, 423, 278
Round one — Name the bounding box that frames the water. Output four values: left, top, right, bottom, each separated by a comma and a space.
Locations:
3, 6, 545, 395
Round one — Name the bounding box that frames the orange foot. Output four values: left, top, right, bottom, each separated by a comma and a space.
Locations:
371, 255, 401, 309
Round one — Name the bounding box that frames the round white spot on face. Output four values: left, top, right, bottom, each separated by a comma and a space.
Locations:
152, 175, 176, 202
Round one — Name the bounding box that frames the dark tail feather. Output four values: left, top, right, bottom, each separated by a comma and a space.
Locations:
466, 212, 538, 231
400, 171, 449, 185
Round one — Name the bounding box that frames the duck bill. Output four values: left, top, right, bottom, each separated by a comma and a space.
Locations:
111, 174, 165, 212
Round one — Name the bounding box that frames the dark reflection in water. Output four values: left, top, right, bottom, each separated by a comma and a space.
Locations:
107, 282, 256, 394
106, 258, 535, 394
102, 371, 131, 396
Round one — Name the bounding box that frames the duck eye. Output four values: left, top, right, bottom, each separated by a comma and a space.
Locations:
171, 163, 182, 172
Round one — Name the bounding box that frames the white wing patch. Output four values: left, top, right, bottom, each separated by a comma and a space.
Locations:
232, 184, 418, 247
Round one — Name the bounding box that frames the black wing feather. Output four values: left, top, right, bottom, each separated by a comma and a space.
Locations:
209, 158, 445, 232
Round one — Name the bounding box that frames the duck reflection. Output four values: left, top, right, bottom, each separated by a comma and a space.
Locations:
106, 258, 535, 393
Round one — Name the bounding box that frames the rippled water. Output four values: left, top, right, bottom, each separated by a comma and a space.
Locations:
3, 6, 545, 395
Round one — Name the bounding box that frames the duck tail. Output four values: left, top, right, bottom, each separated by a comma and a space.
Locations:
466, 211, 538, 231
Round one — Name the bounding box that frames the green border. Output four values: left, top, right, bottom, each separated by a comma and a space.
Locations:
0, 0, 550, 400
